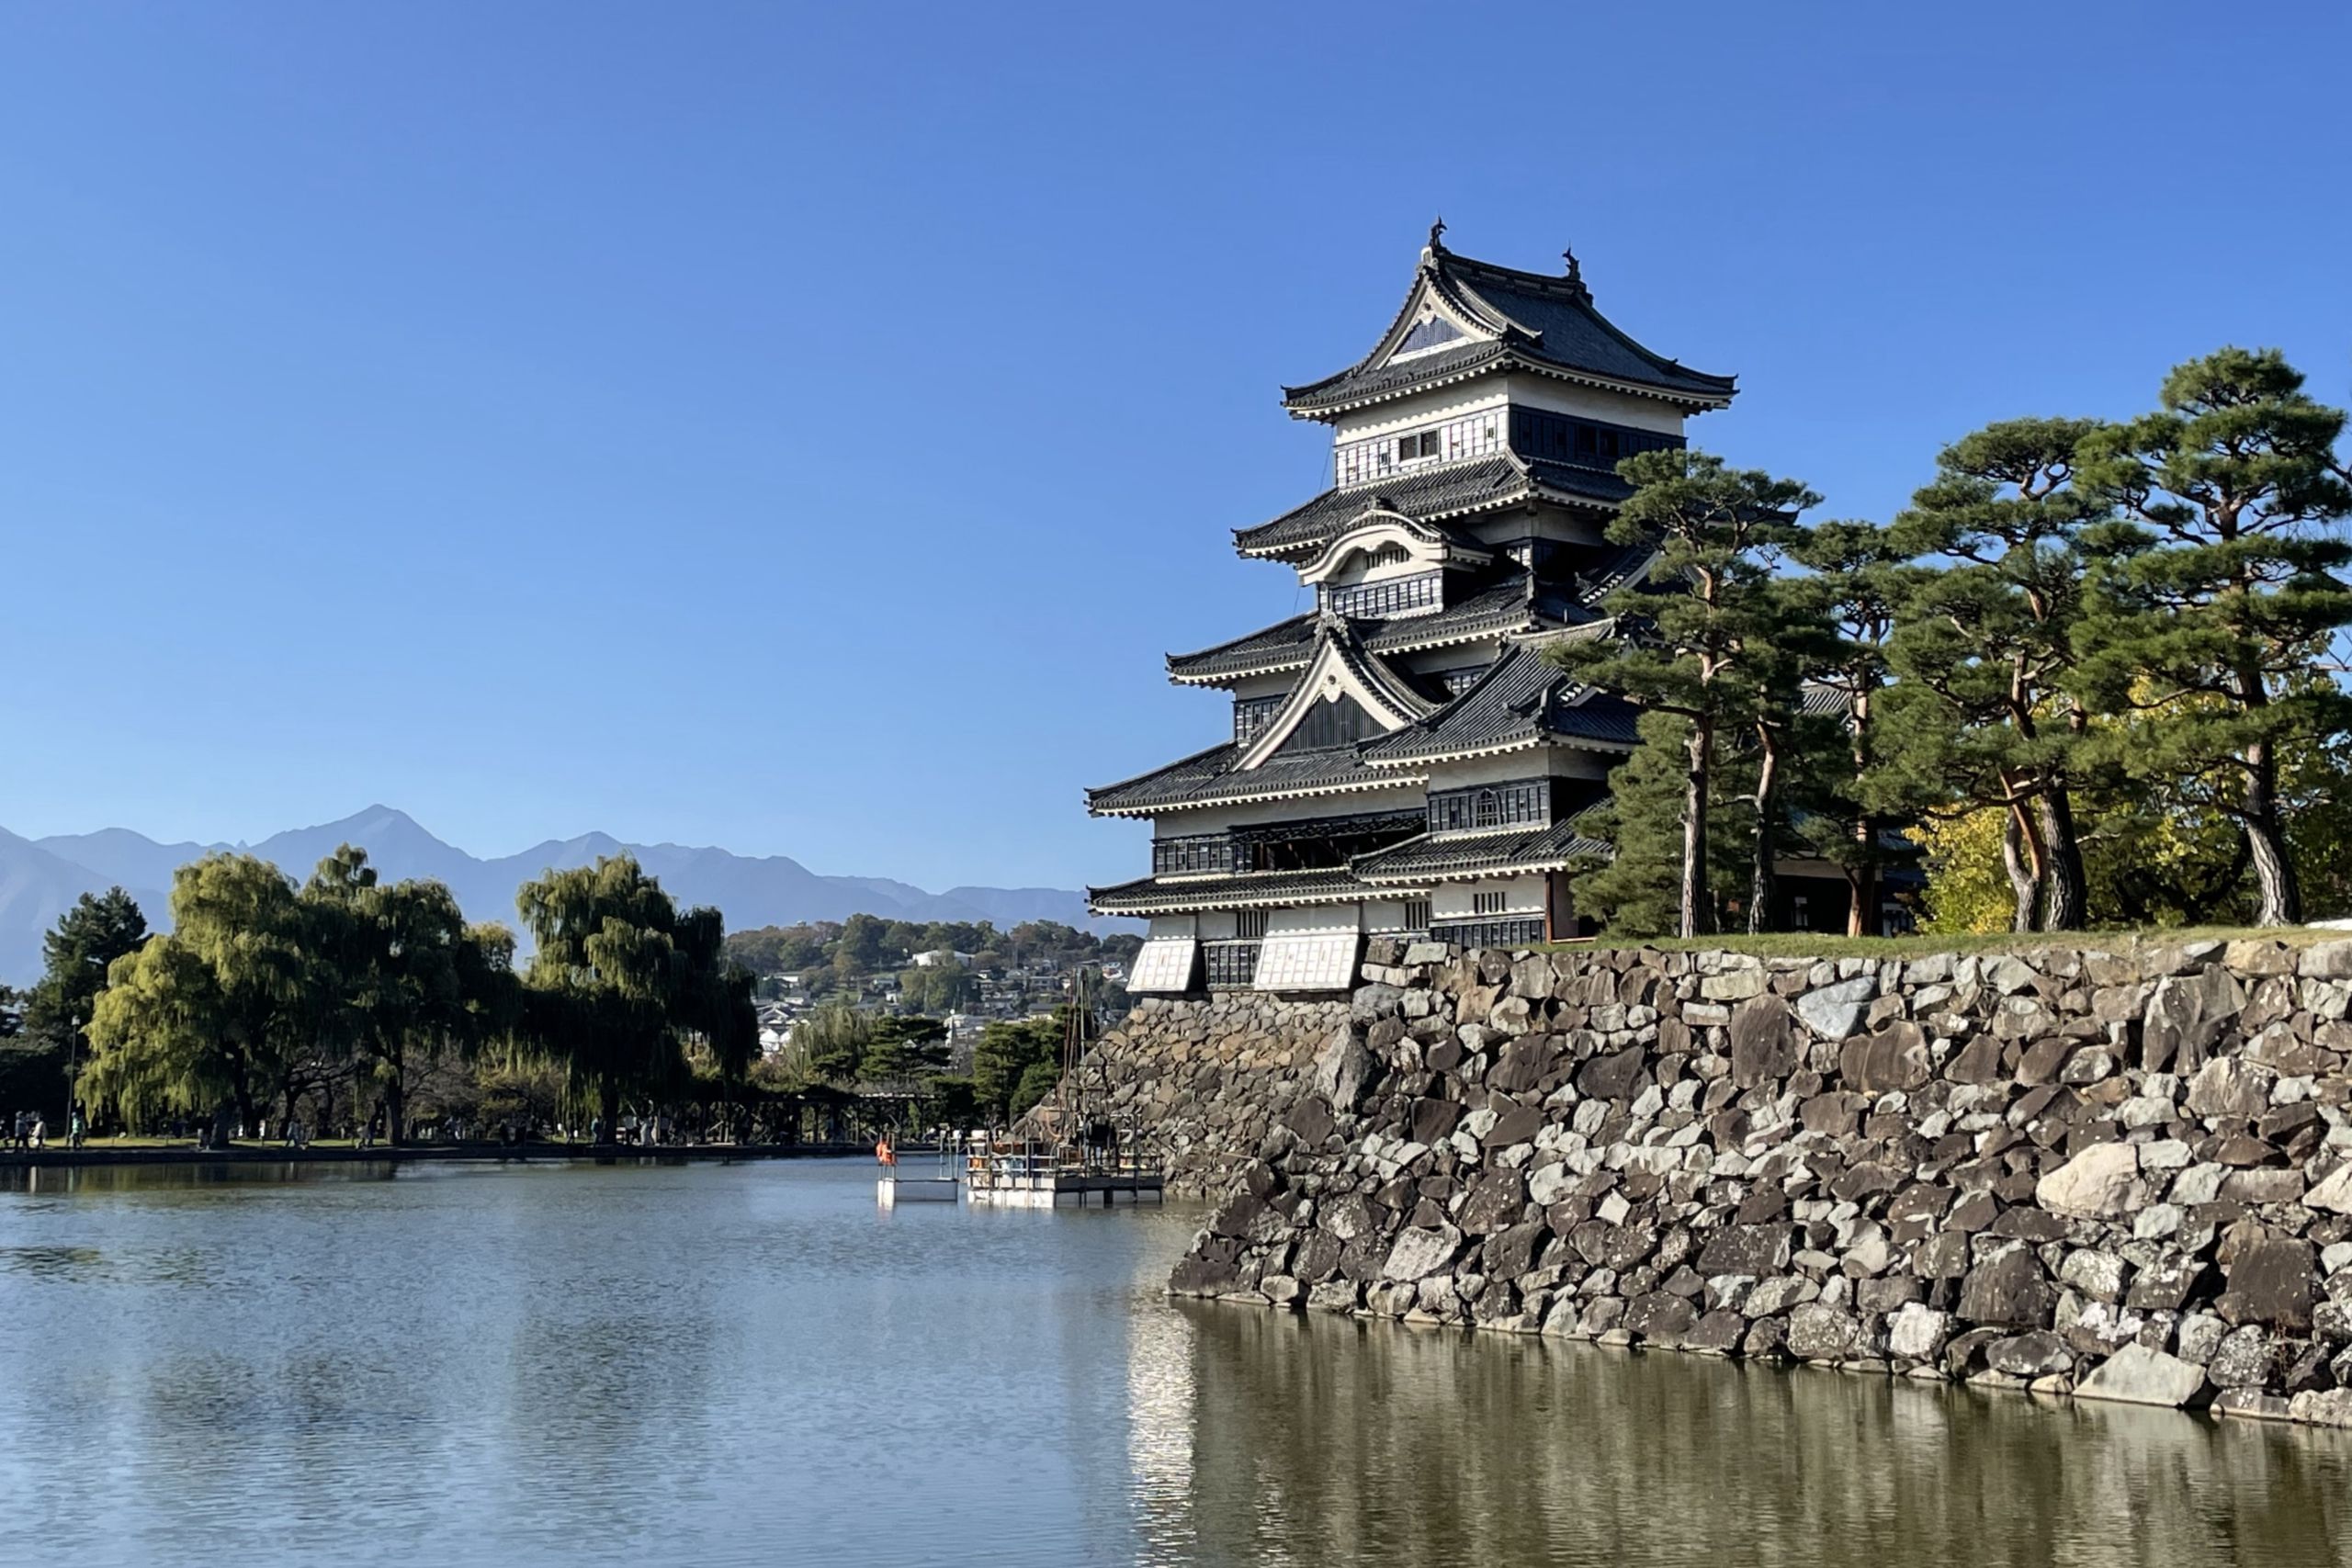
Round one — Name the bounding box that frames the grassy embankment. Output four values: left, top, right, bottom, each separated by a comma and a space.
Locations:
1544, 924, 2352, 961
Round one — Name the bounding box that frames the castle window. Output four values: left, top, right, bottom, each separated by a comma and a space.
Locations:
1321, 570, 1442, 620
1473, 890, 1507, 915
1475, 790, 1499, 829
1233, 694, 1283, 744
1334, 412, 1503, 488
1235, 908, 1269, 941
1403, 898, 1431, 931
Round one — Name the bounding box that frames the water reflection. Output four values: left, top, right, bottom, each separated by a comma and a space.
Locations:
1154, 1304, 2352, 1568
2, 1160, 2346, 1567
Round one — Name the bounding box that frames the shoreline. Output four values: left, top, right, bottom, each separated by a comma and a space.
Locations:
0, 1141, 911, 1170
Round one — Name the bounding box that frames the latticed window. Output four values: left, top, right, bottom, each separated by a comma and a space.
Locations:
1234, 908, 1268, 940
1204, 942, 1260, 987
1403, 898, 1431, 931
1233, 694, 1283, 744
1428, 778, 1551, 834
1333, 411, 1503, 488
1321, 571, 1442, 620
1152, 835, 1233, 876
1430, 916, 1545, 949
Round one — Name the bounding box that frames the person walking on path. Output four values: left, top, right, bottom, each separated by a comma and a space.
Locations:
68, 1107, 86, 1151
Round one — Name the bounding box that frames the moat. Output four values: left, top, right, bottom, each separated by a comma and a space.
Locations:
0, 1158, 2346, 1566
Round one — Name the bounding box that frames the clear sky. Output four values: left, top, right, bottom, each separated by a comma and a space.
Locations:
3, 2, 2347, 890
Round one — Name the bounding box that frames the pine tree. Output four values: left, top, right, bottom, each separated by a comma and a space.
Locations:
1785, 521, 1914, 934
1573, 711, 1754, 937
1553, 449, 1818, 937
2075, 348, 2352, 926
1882, 418, 2105, 931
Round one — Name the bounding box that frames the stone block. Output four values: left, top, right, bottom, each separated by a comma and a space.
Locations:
2075, 1344, 2210, 1408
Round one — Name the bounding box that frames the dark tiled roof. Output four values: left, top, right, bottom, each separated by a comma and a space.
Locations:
1236, 456, 1529, 558
1361, 637, 1643, 765
1087, 736, 1422, 817
1236, 453, 1638, 559
1353, 807, 1612, 884
1088, 867, 1408, 915
1283, 244, 1736, 416
1166, 569, 1609, 684
1799, 682, 1851, 717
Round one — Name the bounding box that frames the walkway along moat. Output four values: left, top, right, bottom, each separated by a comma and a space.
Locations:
1081, 935, 2352, 1430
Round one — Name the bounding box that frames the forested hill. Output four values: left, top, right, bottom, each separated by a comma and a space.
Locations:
0, 806, 1128, 983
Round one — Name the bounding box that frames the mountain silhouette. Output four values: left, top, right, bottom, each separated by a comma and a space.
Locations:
0, 807, 1123, 982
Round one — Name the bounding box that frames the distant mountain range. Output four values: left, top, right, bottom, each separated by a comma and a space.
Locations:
0, 806, 1125, 983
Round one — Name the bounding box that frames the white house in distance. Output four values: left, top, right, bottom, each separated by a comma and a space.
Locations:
1088, 226, 1738, 998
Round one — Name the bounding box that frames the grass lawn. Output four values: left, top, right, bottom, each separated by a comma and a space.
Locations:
1542, 923, 2352, 961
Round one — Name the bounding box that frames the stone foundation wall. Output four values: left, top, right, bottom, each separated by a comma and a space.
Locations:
1152, 937, 2352, 1430
1080, 993, 1351, 1198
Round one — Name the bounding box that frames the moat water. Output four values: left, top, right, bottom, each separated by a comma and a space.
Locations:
0, 1157, 2346, 1566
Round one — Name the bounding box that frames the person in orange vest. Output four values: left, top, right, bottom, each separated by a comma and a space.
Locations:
875, 1133, 896, 1167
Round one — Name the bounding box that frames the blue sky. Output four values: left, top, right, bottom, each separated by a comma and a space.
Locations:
3, 2, 2347, 891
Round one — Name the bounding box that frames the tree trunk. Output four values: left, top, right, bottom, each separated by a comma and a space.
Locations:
1682, 718, 1713, 940
599, 1081, 620, 1145
1847, 817, 1878, 938
385, 1076, 407, 1148
2036, 787, 2089, 931
1747, 725, 1781, 936
2245, 741, 2301, 925
2003, 807, 2040, 935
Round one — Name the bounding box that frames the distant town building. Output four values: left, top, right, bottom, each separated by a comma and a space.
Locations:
1090, 230, 1738, 994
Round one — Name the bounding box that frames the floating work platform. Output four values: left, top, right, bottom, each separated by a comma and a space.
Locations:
963, 1144, 1164, 1208
876, 1174, 960, 1205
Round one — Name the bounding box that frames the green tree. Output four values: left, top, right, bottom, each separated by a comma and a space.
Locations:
2075, 347, 2352, 926
1569, 711, 1753, 937
300, 844, 512, 1145
1882, 418, 2106, 931
898, 960, 977, 1014
20, 887, 150, 1111
81, 855, 309, 1137
1787, 522, 1913, 933
1011, 1061, 1060, 1121
862, 1015, 949, 1086
514, 855, 755, 1141
972, 1013, 1061, 1120
790, 1000, 870, 1085
1552, 449, 1818, 936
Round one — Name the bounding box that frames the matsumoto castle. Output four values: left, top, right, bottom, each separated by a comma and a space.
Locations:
1089, 226, 1750, 997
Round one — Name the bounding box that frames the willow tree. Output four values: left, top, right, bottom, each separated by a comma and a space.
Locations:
1552, 449, 1818, 937
514, 855, 754, 1139
2075, 348, 2352, 926
82, 854, 310, 1137
301, 843, 514, 1145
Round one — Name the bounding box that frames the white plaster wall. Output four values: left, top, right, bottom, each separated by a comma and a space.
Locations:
1266, 905, 1363, 937
1332, 386, 1509, 448
1422, 748, 1619, 789
1147, 915, 1198, 940
1431, 874, 1549, 920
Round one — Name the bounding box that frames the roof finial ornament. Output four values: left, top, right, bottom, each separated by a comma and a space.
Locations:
1562, 243, 1590, 300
